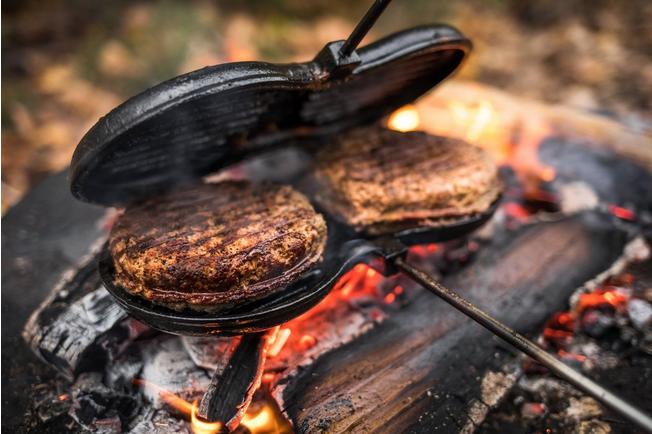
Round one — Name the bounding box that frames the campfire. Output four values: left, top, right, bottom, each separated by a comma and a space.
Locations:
13, 2, 652, 433
21, 91, 652, 432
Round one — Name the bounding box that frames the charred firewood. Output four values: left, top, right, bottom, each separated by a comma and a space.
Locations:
198, 333, 269, 431
22, 250, 152, 379
541, 138, 652, 213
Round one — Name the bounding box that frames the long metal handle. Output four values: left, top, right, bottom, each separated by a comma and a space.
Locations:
340, 0, 393, 58
393, 256, 652, 433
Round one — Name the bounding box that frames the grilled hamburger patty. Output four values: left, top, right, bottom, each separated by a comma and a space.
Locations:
109, 181, 327, 312
312, 127, 501, 235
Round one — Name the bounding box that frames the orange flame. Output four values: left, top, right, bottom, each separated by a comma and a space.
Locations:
267, 328, 292, 358
395, 96, 557, 194
387, 105, 420, 132
332, 263, 384, 297
240, 405, 279, 433
191, 401, 222, 434
135, 378, 292, 434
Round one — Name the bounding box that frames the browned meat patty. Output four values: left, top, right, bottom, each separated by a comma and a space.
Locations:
312, 127, 501, 235
109, 181, 327, 312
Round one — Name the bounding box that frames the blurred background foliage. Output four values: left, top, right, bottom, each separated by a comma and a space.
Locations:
2, 0, 652, 212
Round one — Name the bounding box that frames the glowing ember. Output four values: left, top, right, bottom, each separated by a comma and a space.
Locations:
503, 202, 532, 221
608, 204, 637, 221
298, 334, 317, 350
557, 349, 587, 363
543, 312, 575, 347
540, 270, 637, 371
409, 243, 439, 258
387, 105, 420, 132
57, 393, 69, 401
576, 288, 628, 313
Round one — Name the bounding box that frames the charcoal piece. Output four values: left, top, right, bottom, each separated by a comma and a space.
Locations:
139, 336, 211, 408
105, 346, 144, 391
27, 287, 132, 378
580, 310, 617, 338
91, 416, 122, 434
31, 382, 72, 424
22, 249, 155, 379
69, 372, 139, 432
198, 333, 267, 431
181, 335, 240, 371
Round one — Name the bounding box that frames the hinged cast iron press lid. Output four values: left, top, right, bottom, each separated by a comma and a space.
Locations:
70, 21, 471, 206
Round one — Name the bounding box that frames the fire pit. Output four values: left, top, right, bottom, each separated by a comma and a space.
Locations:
3, 2, 652, 433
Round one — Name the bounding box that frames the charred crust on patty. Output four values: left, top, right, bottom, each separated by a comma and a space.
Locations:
108, 181, 327, 312
312, 127, 501, 235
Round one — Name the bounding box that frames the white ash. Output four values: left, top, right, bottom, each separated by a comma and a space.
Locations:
138, 336, 211, 408
128, 407, 191, 434
181, 335, 239, 371
517, 376, 580, 402
558, 182, 599, 213
578, 419, 612, 434
564, 396, 602, 423
460, 364, 520, 434
628, 298, 652, 331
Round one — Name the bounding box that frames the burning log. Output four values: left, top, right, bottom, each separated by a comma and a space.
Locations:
417, 81, 652, 171
197, 332, 268, 431
274, 213, 629, 433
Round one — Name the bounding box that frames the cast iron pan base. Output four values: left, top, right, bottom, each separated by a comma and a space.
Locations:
98, 199, 499, 336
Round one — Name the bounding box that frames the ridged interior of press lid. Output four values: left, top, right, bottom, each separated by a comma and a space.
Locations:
70, 25, 471, 206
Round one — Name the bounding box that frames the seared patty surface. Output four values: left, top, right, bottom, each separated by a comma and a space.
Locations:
312, 127, 501, 235
109, 181, 327, 312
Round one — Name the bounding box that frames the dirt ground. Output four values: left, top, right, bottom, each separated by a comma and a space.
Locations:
3, 0, 652, 212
